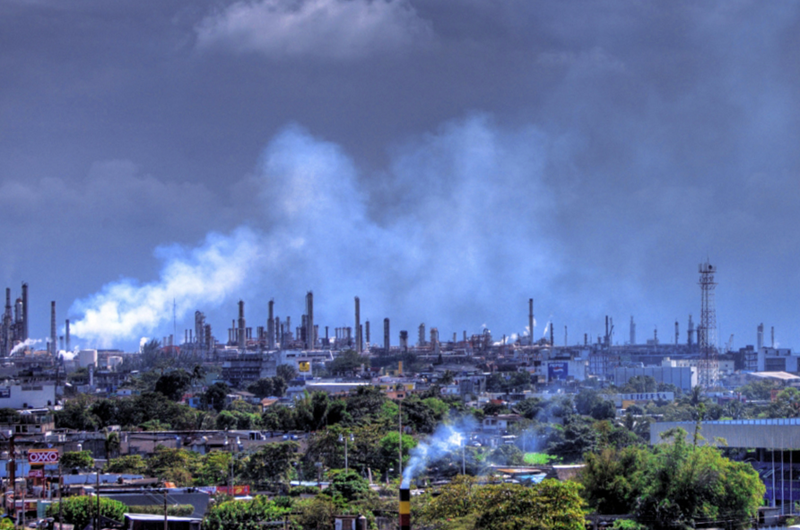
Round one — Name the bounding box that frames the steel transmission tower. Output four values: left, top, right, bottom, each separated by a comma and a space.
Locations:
697, 260, 718, 387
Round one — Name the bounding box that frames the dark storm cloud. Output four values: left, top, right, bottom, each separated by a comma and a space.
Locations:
1, 0, 799, 349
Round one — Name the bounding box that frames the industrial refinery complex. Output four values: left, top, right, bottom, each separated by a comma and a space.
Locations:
0, 261, 798, 528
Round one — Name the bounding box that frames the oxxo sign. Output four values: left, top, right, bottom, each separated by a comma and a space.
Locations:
27, 449, 59, 464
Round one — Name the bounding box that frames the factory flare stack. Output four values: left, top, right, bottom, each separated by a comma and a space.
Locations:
399, 488, 410, 530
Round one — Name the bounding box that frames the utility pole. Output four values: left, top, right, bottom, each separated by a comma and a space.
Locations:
96, 467, 100, 530
57, 460, 63, 530
163, 488, 168, 530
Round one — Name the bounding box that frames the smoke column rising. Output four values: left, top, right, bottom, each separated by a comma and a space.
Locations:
69, 116, 562, 347
70, 228, 262, 346
402, 418, 477, 488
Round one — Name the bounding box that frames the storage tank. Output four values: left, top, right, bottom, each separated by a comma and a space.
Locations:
78, 349, 98, 368
107, 356, 123, 370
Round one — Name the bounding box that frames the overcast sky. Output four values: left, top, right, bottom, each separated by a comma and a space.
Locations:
2, 0, 799, 351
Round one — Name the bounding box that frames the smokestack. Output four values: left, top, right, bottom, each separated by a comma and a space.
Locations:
384, 318, 390, 352
306, 291, 314, 350
688, 315, 695, 347
564, 325, 567, 346
65, 319, 70, 353
630, 316, 636, 345
757, 323, 764, 350
528, 298, 534, 346
584, 333, 588, 346
238, 300, 246, 349
771, 326, 775, 348
400, 330, 408, 352
365, 320, 370, 345
50, 301, 56, 356
355, 297, 362, 353
399, 488, 410, 530
21, 282, 28, 341
675, 320, 679, 345
268, 299, 275, 350
549, 322, 554, 347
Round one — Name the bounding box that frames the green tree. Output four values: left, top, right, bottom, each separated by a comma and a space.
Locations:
767, 387, 800, 418
146, 447, 200, 486
634, 429, 764, 530
242, 442, 298, 486
216, 411, 238, 431
48, 496, 126, 530
580, 445, 649, 515
61, 450, 94, 471
328, 469, 372, 502
276, 364, 297, 383
328, 349, 367, 376
474, 480, 586, 530
420, 476, 585, 530
154, 369, 192, 401
104, 454, 147, 474
195, 451, 233, 486
202, 382, 230, 412
55, 395, 99, 430
203, 495, 289, 530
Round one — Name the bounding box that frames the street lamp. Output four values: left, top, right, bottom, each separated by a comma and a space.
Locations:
338, 433, 354, 472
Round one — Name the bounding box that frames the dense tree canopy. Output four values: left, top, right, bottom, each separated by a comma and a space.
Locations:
581, 430, 765, 530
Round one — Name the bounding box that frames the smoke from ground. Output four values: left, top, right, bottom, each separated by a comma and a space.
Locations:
402, 418, 477, 488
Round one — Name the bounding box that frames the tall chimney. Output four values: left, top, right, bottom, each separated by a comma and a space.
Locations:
771, 326, 775, 349
365, 320, 370, 345
399, 488, 410, 530
400, 330, 408, 352
50, 301, 56, 356
306, 292, 314, 350
65, 319, 70, 353
674, 320, 679, 345
528, 298, 534, 346
549, 322, 554, 347
688, 315, 695, 347
238, 300, 246, 349
564, 325, 567, 346
629, 316, 636, 345
757, 323, 764, 350
355, 297, 362, 353
384, 318, 390, 352
21, 282, 28, 341
267, 299, 275, 350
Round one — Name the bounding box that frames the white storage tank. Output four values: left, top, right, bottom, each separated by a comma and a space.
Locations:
107, 355, 123, 370
78, 349, 98, 368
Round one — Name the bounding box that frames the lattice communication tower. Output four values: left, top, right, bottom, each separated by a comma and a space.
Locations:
697, 260, 718, 387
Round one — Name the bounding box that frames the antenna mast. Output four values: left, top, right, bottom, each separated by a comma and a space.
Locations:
697, 261, 718, 387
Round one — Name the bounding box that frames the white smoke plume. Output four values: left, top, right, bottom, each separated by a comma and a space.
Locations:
402, 418, 477, 488
69, 116, 560, 347
70, 228, 262, 346
10, 338, 41, 356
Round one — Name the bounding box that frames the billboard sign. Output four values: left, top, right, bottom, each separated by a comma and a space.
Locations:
0, 388, 10, 398
216, 485, 250, 496
547, 362, 569, 381
28, 449, 59, 464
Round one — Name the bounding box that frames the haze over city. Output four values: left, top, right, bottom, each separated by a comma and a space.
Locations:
2, 1, 799, 351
